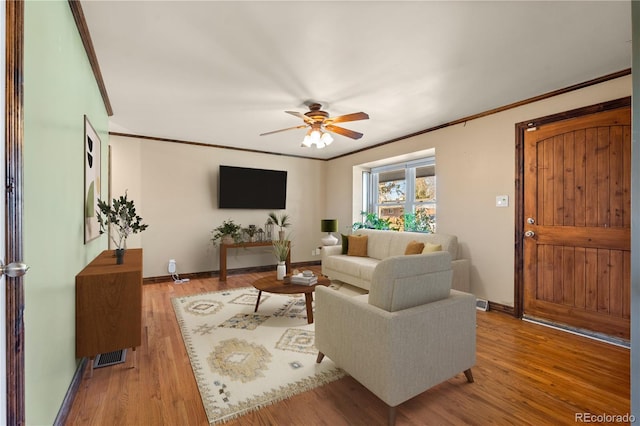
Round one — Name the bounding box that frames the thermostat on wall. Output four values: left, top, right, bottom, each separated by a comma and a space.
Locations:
496, 195, 509, 207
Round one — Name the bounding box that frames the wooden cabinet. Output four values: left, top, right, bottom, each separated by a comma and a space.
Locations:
75, 249, 143, 361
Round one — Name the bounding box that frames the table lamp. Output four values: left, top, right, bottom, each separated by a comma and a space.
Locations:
320, 219, 339, 246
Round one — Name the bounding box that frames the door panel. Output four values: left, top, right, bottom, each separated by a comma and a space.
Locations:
523, 107, 631, 340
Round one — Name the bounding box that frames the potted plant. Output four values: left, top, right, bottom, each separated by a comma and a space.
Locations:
272, 237, 290, 280
97, 191, 149, 264
211, 219, 242, 246
352, 211, 391, 231
268, 212, 291, 241
243, 224, 259, 242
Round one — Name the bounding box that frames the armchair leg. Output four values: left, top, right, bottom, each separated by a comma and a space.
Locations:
316, 352, 325, 363
388, 405, 397, 426
464, 368, 474, 383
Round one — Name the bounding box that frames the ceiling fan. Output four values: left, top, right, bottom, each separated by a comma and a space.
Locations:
260, 103, 369, 147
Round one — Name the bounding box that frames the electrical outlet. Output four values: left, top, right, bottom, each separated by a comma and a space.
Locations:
168, 259, 176, 274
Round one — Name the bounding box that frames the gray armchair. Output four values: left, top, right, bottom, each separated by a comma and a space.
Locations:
315, 251, 476, 425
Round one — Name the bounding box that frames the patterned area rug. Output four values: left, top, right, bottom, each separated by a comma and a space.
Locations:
172, 286, 347, 425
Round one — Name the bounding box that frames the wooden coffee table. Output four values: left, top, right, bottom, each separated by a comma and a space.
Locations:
252, 274, 330, 324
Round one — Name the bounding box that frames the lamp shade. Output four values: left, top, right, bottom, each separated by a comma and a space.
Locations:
321, 219, 338, 233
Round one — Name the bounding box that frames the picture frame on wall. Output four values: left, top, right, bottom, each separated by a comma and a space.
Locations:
84, 115, 101, 243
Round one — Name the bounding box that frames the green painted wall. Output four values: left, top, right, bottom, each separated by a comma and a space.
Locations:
631, 2, 639, 419
23, 1, 108, 424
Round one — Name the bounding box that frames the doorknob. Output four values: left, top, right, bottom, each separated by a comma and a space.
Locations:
0, 261, 29, 278
524, 230, 535, 238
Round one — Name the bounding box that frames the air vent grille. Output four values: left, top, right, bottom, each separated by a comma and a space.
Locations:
93, 349, 127, 368
476, 299, 489, 311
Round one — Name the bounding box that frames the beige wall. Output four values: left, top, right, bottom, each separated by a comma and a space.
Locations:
109, 136, 327, 278
110, 75, 630, 307
327, 75, 631, 306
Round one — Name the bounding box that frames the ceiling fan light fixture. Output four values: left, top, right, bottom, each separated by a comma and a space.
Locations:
310, 130, 321, 144
263, 103, 369, 148
301, 131, 313, 147
301, 129, 333, 149
321, 132, 333, 146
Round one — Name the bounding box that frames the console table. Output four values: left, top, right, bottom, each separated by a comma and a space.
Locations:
76, 248, 143, 376
219, 241, 290, 281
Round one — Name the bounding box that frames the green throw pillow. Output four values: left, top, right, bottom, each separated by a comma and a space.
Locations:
341, 234, 349, 254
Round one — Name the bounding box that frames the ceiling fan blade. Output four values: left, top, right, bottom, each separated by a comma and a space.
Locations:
285, 111, 315, 124
260, 124, 307, 136
325, 124, 364, 140
325, 112, 369, 124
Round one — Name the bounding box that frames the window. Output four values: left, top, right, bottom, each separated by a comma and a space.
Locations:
365, 157, 436, 232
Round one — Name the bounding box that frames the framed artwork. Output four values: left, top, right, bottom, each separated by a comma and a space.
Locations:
84, 115, 101, 243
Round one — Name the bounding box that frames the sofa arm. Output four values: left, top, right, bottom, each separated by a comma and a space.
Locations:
321, 245, 342, 261
315, 287, 476, 407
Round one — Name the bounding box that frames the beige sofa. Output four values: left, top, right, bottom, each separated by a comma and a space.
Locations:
321, 229, 471, 292
315, 251, 476, 425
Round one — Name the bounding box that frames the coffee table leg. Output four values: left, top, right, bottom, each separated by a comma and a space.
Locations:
305, 293, 313, 324
254, 290, 262, 312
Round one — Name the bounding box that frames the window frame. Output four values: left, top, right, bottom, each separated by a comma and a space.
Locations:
364, 156, 436, 232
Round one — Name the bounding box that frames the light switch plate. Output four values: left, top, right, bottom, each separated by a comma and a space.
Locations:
496, 195, 509, 207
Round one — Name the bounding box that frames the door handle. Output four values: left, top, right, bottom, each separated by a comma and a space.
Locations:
524, 230, 535, 238
0, 261, 29, 278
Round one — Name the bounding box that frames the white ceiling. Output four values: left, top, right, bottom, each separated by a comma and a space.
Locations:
80, 1, 632, 160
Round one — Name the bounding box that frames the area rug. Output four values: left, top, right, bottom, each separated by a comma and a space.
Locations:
171, 286, 347, 425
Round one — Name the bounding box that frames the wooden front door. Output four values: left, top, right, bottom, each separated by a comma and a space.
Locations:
523, 107, 631, 340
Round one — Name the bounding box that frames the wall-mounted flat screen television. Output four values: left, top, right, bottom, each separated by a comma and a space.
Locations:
218, 165, 287, 209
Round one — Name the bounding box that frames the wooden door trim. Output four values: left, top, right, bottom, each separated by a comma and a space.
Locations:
514, 97, 631, 318
5, 0, 25, 424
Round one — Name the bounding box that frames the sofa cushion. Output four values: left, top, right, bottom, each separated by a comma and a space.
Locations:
404, 241, 425, 255
323, 254, 379, 280
422, 242, 442, 253
348, 235, 368, 257
368, 252, 452, 312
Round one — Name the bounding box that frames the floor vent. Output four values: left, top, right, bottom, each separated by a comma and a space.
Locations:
476, 298, 489, 311
94, 349, 127, 368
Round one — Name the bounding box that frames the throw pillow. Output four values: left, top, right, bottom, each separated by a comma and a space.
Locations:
422, 242, 442, 253
341, 234, 349, 255
347, 235, 368, 257
404, 240, 425, 255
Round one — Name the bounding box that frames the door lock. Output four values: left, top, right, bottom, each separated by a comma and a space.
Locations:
527, 217, 535, 225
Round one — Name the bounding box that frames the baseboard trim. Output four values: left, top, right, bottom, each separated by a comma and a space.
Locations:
487, 301, 515, 316
143, 261, 322, 284
53, 357, 87, 426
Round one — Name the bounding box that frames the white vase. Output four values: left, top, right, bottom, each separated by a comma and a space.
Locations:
276, 261, 286, 280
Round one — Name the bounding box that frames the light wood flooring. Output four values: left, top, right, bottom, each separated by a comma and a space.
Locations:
65, 266, 630, 425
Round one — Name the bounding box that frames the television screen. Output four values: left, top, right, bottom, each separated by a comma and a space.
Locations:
218, 165, 287, 209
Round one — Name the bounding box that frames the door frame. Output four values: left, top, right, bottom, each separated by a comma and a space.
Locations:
5, 0, 25, 424
514, 97, 632, 318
